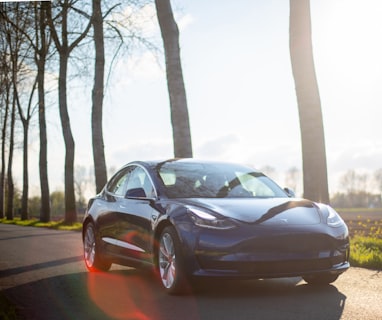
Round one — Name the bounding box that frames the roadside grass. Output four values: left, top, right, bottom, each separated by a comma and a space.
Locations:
344, 212, 382, 270
350, 236, 382, 270
0, 217, 82, 231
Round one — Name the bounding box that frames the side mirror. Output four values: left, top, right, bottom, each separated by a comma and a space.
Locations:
284, 187, 296, 198
125, 187, 146, 198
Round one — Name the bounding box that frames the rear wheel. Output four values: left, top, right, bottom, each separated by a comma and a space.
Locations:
158, 226, 188, 294
303, 274, 339, 285
83, 222, 111, 272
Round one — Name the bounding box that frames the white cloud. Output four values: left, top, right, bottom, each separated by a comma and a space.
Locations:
108, 140, 174, 170
195, 134, 240, 159
110, 51, 164, 89
113, 3, 158, 37
329, 142, 382, 172
127, 52, 164, 80
177, 13, 194, 31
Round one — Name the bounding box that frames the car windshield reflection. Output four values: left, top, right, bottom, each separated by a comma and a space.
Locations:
157, 162, 287, 199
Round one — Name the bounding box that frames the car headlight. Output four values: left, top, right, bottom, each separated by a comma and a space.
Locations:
327, 206, 345, 227
187, 207, 237, 230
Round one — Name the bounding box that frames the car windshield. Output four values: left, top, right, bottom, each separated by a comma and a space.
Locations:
157, 161, 288, 199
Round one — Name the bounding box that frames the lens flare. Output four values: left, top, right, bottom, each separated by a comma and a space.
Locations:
87, 271, 152, 320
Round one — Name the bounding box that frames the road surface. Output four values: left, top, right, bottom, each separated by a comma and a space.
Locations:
0, 223, 381, 320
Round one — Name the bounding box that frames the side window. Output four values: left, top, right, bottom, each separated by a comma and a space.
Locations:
107, 167, 133, 196
125, 166, 156, 198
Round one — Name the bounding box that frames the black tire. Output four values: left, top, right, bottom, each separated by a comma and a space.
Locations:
158, 226, 188, 294
83, 222, 111, 272
303, 273, 339, 285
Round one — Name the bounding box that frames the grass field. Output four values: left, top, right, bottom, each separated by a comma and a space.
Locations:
337, 208, 382, 270
337, 208, 382, 239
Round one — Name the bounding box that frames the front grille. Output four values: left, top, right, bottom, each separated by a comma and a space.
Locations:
198, 255, 346, 275
237, 233, 334, 254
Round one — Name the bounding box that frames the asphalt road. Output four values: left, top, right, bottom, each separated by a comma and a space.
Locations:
0, 224, 381, 320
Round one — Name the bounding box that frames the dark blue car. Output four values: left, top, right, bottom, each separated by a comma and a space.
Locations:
82, 159, 350, 294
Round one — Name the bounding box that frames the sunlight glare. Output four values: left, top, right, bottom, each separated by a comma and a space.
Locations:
87, 272, 151, 320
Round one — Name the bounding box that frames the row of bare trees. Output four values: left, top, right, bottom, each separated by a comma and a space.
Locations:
0, 1, 112, 224
0, 0, 191, 224
265, 166, 382, 208
332, 169, 382, 208
1, 0, 332, 224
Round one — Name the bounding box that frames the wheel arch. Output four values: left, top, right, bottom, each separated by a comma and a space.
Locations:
82, 216, 96, 241
153, 220, 175, 267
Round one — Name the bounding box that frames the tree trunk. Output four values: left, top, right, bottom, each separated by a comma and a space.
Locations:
289, 0, 329, 203
37, 64, 50, 222
21, 120, 29, 220
18, 79, 36, 220
0, 84, 9, 219
14, 84, 30, 220
155, 0, 192, 158
6, 88, 16, 220
37, 2, 51, 222
59, 53, 76, 224
92, 0, 107, 193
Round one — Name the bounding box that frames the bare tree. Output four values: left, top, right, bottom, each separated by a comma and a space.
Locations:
74, 165, 93, 209
374, 169, 382, 195
339, 169, 371, 207
155, 0, 192, 158
17, 76, 37, 220
35, 2, 52, 222
91, 0, 108, 193
340, 170, 369, 195
285, 166, 300, 194
0, 83, 8, 219
289, 0, 329, 203
46, 0, 92, 224
0, 6, 11, 218
1, 2, 27, 220
3, 2, 53, 221
6, 90, 15, 220
8, 4, 37, 220
0, 92, 7, 218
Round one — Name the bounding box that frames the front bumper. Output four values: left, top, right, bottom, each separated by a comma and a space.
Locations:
181, 224, 350, 279
194, 255, 350, 279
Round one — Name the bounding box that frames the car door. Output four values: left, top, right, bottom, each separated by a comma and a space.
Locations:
96, 166, 133, 253
113, 165, 158, 263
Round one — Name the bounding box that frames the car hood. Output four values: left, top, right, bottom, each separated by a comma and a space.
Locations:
181, 198, 322, 225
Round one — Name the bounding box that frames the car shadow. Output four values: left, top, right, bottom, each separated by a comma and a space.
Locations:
4, 268, 346, 320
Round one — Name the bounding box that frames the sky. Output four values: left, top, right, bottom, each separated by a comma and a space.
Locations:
14, 0, 382, 198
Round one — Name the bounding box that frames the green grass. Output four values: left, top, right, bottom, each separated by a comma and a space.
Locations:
0, 217, 82, 231
349, 236, 382, 270
340, 210, 382, 270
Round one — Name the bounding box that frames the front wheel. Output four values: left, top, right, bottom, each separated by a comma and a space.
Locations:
83, 222, 111, 272
303, 273, 339, 285
158, 226, 188, 294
